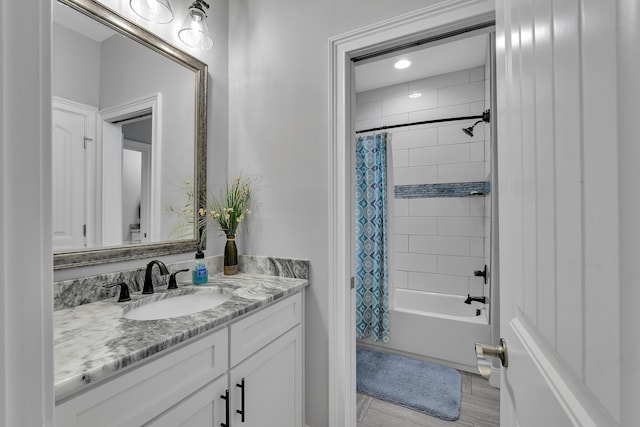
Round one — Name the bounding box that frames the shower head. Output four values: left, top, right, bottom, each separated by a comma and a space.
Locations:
461, 109, 491, 137
462, 120, 482, 137
462, 125, 476, 137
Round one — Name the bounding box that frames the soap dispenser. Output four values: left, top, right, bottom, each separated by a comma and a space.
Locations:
192, 250, 208, 285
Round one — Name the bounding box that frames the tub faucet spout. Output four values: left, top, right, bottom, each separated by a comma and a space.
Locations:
464, 294, 487, 304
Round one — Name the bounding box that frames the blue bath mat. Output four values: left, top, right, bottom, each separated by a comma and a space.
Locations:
356, 347, 461, 421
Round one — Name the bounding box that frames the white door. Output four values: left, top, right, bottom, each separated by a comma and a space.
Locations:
101, 121, 124, 247
123, 139, 152, 243
52, 107, 89, 250
495, 0, 621, 425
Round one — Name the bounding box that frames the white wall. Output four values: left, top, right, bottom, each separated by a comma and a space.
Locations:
356, 68, 490, 301
228, 1, 454, 425
52, 23, 101, 106
0, 1, 54, 425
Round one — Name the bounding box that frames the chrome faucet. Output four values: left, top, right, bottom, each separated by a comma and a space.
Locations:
464, 294, 487, 304
143, 260, 169, 294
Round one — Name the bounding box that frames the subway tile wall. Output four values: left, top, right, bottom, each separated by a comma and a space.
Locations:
357, 66, 490, 300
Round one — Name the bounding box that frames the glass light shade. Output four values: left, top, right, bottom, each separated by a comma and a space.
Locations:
130, 0, 174, 24
178, 6, 213, 50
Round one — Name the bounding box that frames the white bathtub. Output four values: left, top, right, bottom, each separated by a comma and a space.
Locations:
358, 289, 491, 372
394, 289, 489, 324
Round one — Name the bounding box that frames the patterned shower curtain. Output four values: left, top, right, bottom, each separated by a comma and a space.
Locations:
355, 132, 390, 343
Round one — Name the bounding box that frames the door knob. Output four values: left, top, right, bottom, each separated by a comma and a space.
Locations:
475, 338, 508, 379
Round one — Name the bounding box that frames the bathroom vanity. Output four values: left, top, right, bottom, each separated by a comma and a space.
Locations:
54, 271, 307, 426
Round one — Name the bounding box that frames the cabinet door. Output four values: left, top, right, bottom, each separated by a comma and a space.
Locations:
145, 375, 228, 427
230, 325, 302, 427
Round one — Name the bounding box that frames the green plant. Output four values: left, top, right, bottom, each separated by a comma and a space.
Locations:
168, 175, 252, 249
167, 178, 207, 249
204, 175, 252, 237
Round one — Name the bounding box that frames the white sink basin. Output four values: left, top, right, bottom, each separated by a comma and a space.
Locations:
124, 292, 231, 320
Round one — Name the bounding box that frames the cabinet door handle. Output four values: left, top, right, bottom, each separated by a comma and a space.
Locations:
236, 378, 246, 422
220, 389, 230, 427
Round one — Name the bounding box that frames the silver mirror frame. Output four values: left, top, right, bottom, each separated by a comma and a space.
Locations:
54, 0, 207, 270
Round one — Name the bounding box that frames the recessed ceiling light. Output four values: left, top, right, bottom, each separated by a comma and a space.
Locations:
409, 92, 422, 99
394, 59, 411, 70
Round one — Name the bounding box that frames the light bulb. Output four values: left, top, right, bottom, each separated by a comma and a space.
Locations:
394, 59, 411, 70
178, 4, 213, 50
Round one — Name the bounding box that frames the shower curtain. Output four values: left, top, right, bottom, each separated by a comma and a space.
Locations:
355, 132, 390, 343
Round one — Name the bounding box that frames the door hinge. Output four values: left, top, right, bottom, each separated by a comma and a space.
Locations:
350, 276, 355, 289
83, 224, 86, 237
83, 136, 93, 149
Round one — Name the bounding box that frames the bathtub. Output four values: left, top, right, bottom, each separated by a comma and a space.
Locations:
394, 289, 489, 323
358, 289, 492, 373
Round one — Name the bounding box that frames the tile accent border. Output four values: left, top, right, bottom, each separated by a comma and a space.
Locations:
395, 181, 491, 199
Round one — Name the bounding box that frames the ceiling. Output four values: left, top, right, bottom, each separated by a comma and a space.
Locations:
355, 34, 488, 93
53, 1, 115, 42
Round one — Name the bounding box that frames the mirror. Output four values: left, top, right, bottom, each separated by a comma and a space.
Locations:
52, 0, 207, 269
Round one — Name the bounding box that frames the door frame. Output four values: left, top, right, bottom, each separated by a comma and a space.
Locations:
327, 1, 495, 425
99, 93, 162, 242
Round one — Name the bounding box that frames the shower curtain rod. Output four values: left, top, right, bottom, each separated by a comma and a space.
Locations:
355, 113, 485, 134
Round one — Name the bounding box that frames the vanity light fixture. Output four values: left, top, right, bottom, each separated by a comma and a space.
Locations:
129, 0, 174, 24
178, 0, 214, 50
394, 59, 411, 70
409, 92, 422, 99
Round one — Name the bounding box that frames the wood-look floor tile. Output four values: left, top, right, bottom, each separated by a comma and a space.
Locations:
461, 371, 473, 394
357, 393, 373, 422
459, 394, 500, 426
471, 374, 500, 397
360, 397, 473, 427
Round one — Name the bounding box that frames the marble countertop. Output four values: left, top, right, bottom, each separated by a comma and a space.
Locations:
54, 272, 308, 401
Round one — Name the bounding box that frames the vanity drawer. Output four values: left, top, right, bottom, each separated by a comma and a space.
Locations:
230, 292, 302, 366
55, 327, 228, 427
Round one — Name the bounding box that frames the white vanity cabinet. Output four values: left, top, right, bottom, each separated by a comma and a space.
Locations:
55, 291, 304, 427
